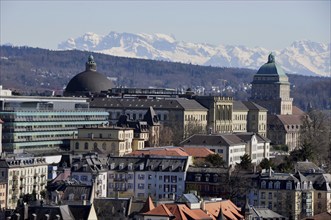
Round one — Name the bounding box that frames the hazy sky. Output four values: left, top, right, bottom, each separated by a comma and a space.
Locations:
1, 1, 330, 50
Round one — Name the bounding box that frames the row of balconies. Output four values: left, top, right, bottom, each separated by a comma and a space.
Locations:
13, 117, 107, 123
6, 135, 72, 142
4, 126, 77, 132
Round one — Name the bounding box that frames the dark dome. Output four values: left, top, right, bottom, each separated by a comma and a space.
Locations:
256, 53, 286, 76
64, 55, 114, 96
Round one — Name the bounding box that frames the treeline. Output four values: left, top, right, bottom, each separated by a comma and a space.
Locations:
0, 45, 329, 110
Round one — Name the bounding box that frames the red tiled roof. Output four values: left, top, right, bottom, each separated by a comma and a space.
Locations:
165, 204, 212, 220
128, 147, 189, 157
204, 200, 243, 220
301, 212, 331, 220
143, 204, 174, 217
181, 147, 215, 158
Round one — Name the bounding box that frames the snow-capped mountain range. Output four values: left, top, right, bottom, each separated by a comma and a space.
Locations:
58, 31, 330, 77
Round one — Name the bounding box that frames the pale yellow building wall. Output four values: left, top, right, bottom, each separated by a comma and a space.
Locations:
71, 127, 134, 156
0, 182, 6, 209
183, 110, 208, 137
2, 165, 48, 209
232, 111, 248, 133
314, 191, 331, 214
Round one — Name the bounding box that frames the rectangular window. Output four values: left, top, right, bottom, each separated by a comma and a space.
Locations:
138, 174, 145, 180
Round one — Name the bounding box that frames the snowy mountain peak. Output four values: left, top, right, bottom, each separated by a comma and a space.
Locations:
58, 31, 330, 77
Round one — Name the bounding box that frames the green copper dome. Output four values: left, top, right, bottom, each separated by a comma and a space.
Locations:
256, 53, 286, 76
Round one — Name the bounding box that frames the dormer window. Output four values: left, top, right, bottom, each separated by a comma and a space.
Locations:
205, 174, 210, 182
275, 181, 280, 189
110, 163, 115, 170
195, 174, 201, 182
119, 163, 124, 170
68, 193, 74, 201
261, 181, 266, 189
140, 163, 144, 171
128, 163, 133, 170
286, 181, 292, 190
268, 181, 273, 189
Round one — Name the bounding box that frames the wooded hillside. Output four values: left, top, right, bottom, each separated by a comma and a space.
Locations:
0, 46, 330, 110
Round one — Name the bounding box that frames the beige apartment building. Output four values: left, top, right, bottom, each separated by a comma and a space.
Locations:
0, 181, 6, 209
70, 126, 141, 156
0, 155, 48, 209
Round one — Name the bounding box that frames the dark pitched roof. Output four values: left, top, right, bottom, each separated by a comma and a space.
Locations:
68, 205, 93, 220
108, 155, 188, 172
242, 101, 267, 111
175, 98, 207, 111
181, 133, 269, 146
233, 101, 249, 111
90, 97, 207, 111
27, 205, 75, 220
94, 198, 132, 219
295, 161, 324, 174
181, 134, 244, 146
143, 106, 160, 126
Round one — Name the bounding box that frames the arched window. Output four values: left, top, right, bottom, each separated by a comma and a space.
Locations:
274, 181, 280, 189
268, 181, 273, 189
93, 142, 98, 148
261, 181, 266, 189
84, 142, 89, 150
102, 142, 107, 150
75, 142, 79, 150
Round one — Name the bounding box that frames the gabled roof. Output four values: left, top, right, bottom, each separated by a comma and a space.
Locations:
143, 204, 174, 217
292, 106, 305, 115
268, 114, 303, 128
165, 204, 212, 220
139, 196, 155, 213
204, 200, 243, 220
143, 106, 160, 126
233, 101, 249, 111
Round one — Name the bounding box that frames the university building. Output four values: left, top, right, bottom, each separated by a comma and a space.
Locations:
250, 54, 305, 150
0, 95, 109, 153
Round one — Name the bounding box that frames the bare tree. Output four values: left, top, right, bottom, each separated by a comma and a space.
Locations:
300, 110, 331, 170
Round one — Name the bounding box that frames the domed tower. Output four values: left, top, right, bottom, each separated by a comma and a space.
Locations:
250, 53, 293, 115
64, 55, 114, 96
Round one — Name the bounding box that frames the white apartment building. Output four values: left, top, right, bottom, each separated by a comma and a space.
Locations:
107, 155, 190, 200
70, 155, 108, 198
181, 132, 270, 166
0, 155, 48, 209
